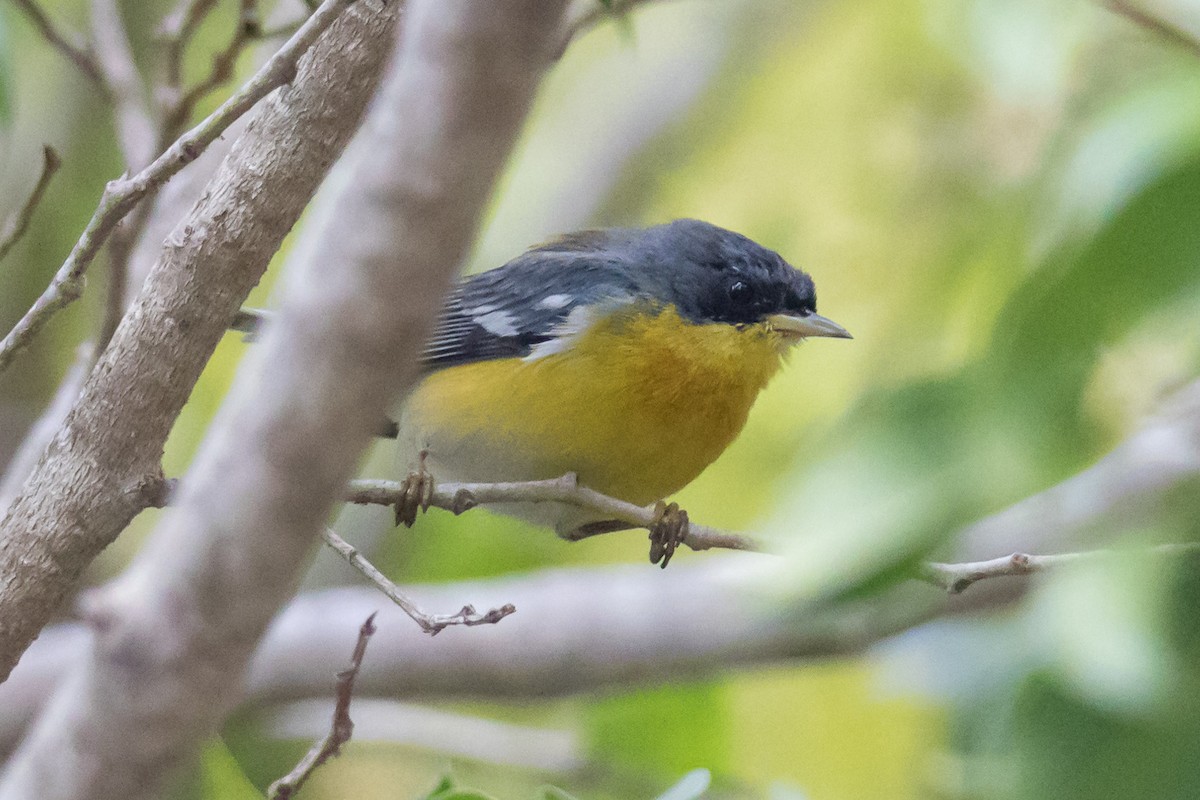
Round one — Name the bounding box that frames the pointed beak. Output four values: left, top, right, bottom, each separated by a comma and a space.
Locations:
767, 312, 853, 340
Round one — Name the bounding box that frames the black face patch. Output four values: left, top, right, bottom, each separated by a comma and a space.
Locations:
638, 219, 818, 326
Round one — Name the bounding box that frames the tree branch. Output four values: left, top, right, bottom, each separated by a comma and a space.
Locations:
159, 0, 262, 145
1106, 0, 1200, 57
0, 565, 940, 755
266, 612, 376, 800
345, 475, 763, 555
0, 146, 60, 264
0, 3, 567, 797
920, 542, 1200, 594
5, 370, 1200, 751
0, 0, 357, 376
7, 0, 107, 87
321, 528, 516, 635
158, 0, 221, 100
261, 697, 584, 773
6, 538, 1200, 755
341, 474, 1198, 596
90, 0, 158, 169
0, 0, 395, 686
0, 344, 91, 513
92, 206, 146, 354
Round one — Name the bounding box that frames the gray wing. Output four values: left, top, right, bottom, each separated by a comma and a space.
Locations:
420, 236, 639, 372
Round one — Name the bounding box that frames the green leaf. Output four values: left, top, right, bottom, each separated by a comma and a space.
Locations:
423, 776, 456, 798
195, 740, 264, 800
539, 786, 582, 800
419, 775, 498, 800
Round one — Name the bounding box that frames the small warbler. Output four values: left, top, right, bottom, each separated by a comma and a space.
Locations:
397, 219, 850, 564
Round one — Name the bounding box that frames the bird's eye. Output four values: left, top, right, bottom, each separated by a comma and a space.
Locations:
728, 280, 753, 305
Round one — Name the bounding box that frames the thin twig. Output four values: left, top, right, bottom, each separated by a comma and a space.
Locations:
0, 146, 61, 264
160, 0, 263, 145
344, 475, 1200, 593
344, 474, 765, 554
94, 208, 144, 354
91, 0, 158, 169
266, 612, 377, 800
8, 0, 107, 87
919, 542, 1200, 594
158, 0, 221, 100
89, 0, 158, 353
0, 0, 358, 376
321, 528, 516, 635
1105, 0, 1200, 57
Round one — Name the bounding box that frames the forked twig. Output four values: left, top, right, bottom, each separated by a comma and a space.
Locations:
266, 612, 377, 800
0, 0, 357, 375
8, 0, 107, 86
0, 147, 61, 263
321, 528, 516, 635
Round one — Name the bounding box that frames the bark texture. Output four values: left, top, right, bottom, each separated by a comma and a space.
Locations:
0, 3, 399, 683
0, 1, 567, 797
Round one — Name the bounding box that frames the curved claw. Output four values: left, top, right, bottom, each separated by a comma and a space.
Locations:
648, 501, 689, 568
394, 465, 434, 527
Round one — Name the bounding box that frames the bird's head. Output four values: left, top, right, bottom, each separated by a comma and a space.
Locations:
634, 219, 851, 344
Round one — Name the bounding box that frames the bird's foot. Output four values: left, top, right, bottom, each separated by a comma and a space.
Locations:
394, 452, 434, 527
648, 501, 689, 569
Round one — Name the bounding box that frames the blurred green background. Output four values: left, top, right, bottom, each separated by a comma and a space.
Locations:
3, 0, 1200, 798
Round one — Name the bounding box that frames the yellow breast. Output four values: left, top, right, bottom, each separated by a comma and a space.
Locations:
402, 305, 788, 506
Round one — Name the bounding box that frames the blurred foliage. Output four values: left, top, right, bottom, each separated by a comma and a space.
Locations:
3, 0, 1200, 798
0, 15, 11, 127
189, 740, 265, 800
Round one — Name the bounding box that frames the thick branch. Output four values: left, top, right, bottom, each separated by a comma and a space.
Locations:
0, 0, 395, 686
0, 564, 940, 754
0, 0, 356, 375
0, 2, 566, 798
0, 344, 92, 513
4, 374, 1200, 749
6, 539, 1200, 754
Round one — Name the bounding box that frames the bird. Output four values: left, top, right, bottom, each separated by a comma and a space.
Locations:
395, 219, 851, 565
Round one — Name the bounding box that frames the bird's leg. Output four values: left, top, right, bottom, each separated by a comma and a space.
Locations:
394, 450, 434, 527
561, 500, 690, 568
648, 501, 689, 569
560, 519, 632, 541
